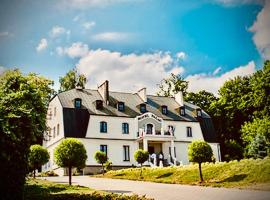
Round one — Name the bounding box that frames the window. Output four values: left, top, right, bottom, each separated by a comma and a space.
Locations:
100, 121, 107, 133
53, 127, 56, 138
187, 127, 192, 137
118, 102, 125, 112
123, 145, 130, 161
180, 106, 185, 116
74, 98, 82, 108
161, 105, 168, 115
57, 124, 60, 136
122, 123, 129, 134
196, 108, 202, 117
54, 107, 57, 116
96, 100, 103, 109
100, 145, 108, 157
140, 104, 146, 113
146, 124, 153, 134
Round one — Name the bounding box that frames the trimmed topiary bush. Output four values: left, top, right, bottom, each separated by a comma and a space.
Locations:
134, 149, 149, 176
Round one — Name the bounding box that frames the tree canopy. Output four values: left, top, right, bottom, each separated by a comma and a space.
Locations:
94, 151, 108, 175
54, 138, 87, 185
28, 144, 50, 178
59, 68, 87, 92
134, 149, 149, 176
0, 69, 54, 199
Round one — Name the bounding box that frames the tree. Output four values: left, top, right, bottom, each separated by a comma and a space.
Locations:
59, 68, 87, 92
134, 149, 149, 176
241, 117, 270, 158
94, 151, 108, 175
188, 140, 213, 182
54, 138, 87, 185
28, 144, 49, 178
0, 69, 53, 199
157, 73, 188, 97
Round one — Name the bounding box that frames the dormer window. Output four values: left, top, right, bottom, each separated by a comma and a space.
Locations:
180, 106, 185, 116
118, 102, 125, 112
140, 103, 146, 113
161, 105, 168, 115
74, 98, 82, 108
96, 100, 103, 110
196, 108, 202, 117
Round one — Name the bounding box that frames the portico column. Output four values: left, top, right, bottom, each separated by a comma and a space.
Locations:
143, 138, 148, 151
171, 140, 176, 165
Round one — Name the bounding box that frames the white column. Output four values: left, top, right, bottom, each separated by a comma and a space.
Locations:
143, 138, 148, 151
171, 140, 176, 165
161, 119, 164, 135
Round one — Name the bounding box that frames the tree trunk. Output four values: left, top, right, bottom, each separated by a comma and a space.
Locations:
68, 166, 72, 185
140, 163, 142, 177
198, 162, 203, 182
33, 169, 36, 179
102, 164, 104, 176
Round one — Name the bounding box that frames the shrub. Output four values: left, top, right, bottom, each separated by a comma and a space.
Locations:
94, 151, 108, 175
104, 160, 112, 171
54, 139, 87, 185
134, 149, 149, 176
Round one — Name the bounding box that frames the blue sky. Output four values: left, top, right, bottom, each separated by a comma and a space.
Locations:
0, 0, 269, 94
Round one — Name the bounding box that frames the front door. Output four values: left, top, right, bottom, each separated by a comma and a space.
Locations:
148, 146, 154, 154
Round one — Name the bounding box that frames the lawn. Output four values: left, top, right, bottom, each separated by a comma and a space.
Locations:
98, 157, 270, 190
24, 179, 152, 200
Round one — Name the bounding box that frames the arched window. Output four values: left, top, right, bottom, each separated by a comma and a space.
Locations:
74, 98, 82, 108
146, 124, 153, 135
100, 121, 107, 133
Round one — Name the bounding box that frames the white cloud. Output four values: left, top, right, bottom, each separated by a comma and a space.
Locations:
176, 51, 187, 60
82, 21, 96, 30
249, 0, 270, 60
186, 61, 256, 95
0, 31, 9, 37
93, 32, 131, 42
49, 26, 70, 38
36, 38, 48, 52
56, 42, 89, 58
0, 66, 6, 74
76, 49, 184, 94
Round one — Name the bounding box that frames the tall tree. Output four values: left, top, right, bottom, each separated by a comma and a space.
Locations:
0, 69, 54, 199
157, 73, 188, 97
59, 68, 87, 92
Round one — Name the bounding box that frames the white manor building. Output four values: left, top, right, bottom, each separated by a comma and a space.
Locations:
43, 80, 221, 175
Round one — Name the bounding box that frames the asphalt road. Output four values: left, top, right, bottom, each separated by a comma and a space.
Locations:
41, 176, 270, 200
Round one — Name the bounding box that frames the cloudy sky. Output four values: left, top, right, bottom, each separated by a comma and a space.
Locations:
0, 0, 269, 94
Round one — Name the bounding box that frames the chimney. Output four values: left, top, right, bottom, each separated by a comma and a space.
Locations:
98, 80, 109, 105
175, 91, 184, 106
137, 87, 147, 102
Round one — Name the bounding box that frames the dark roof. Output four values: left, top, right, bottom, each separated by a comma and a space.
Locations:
56, 88, 218, 142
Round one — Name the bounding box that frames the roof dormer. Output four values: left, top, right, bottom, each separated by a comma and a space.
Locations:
180, 106, 185, 116
161, 105, 168, 115
117, 102, 125, 112
74, 98, 82, 108
95, 100, 103, 110
196, 108, 202, 117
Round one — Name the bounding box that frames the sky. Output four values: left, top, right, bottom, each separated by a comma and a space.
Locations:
0, 0, 269, 95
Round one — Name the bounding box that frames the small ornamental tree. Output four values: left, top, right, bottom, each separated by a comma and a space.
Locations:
134, 149, 149, 176
94, 151, 108, 175
188, 140, 213, 182
28, 144, 49, 178
54, 138, 87, 185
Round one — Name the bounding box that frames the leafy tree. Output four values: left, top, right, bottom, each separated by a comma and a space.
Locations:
157, 73, 188, 97
188, 140, 213, 182
0, 69, 53, 199
185, 90, 217, 113
94, 151, 108, 175
59, 68, 87, 92
54, 138, 87, 185
241, 117, 270, 158
28, 144, 49, 178
223, 139, 243, 161
134, 149, 149, 176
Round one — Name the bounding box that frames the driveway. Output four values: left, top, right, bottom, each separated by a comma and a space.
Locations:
41, 176, 270, 200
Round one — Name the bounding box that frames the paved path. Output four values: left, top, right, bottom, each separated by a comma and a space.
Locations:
41, 176, 270, 200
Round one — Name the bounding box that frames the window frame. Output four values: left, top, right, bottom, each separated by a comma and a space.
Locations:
187, 126, 192, 137
180, 106, 185, 116
118, 102, 125, 112
123, 145, 130, 161
122, 123, 129, 134
100, 145, 108, 157
161, 105, 168, 115
100, 121, 107, 133
140, 104, 147, 113
74, 98, 82, 108
57, 124, 60, 136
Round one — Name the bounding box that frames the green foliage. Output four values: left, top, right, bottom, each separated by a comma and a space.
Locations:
94, 151, 108, 175
241, 117, 270, 158
54, 138, 87, 184
29, 144, 50, 178
24, 179, 152, 200
134, 149, 149, 176
38, 170, 59, 177
223, 140, 243, 161
59, 68, 87, 92
157, 73, 188, 97
103, 157, 270, 189
104, 160, 112, 171
188, 140, 213, 164
0, 69, 54, 199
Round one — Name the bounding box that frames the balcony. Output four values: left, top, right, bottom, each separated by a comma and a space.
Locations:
137, 128, 174, 141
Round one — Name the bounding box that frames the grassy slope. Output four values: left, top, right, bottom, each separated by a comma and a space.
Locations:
100, 157, 270, 190
24, 179, 152, 200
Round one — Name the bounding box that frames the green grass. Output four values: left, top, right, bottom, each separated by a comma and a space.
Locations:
98, 157, 270, 190
24, 179, 152, 200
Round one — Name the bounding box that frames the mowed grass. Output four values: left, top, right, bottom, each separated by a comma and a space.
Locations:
99, 157, 270, 190
24, 179, 152, 200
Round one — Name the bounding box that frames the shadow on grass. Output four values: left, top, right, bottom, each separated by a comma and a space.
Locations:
219, 174, 247, 183
156, 172, 174, 179
114, 173, 126, 177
